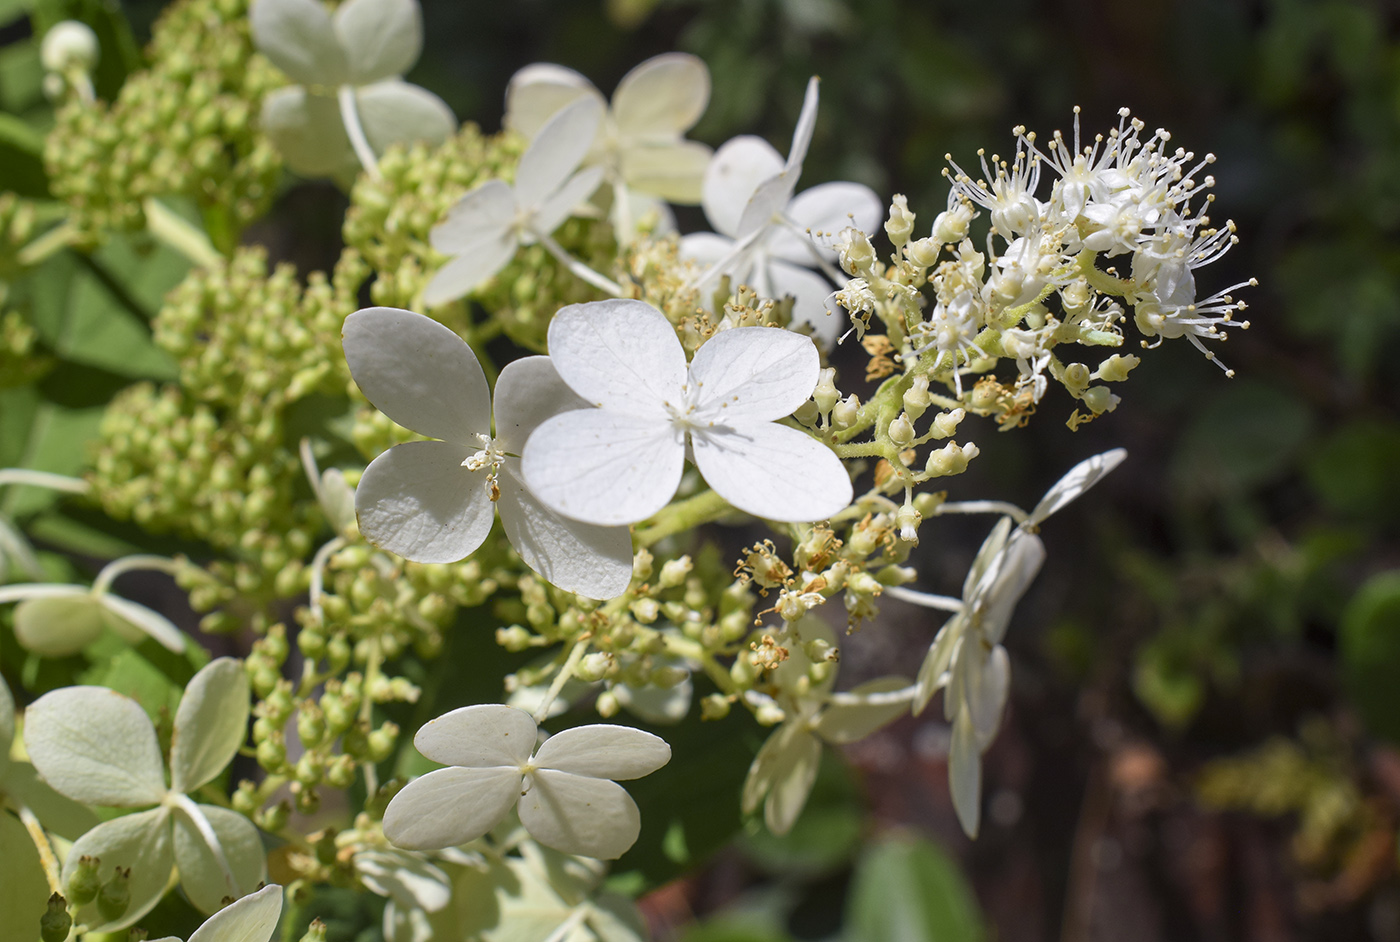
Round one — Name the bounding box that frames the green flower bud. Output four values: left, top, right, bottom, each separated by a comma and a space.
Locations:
41, 893, 72, 942
66, 856, 101, 907
255, 800, 290, 834
96, 867, 131, 923
367, 721, 399, 762
700, 693, 731, 721
595, 691, 619, 718
255, 733, 286, 771
296, 701, 326, 749
658, 557, 693, 588
298, 918, 329, 942
325, 754, 357, 789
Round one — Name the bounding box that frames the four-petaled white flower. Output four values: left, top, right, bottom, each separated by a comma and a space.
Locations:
23, 659, 264, 931
343, 306, 633, 600
0, 577, 186, 658
251, 0, 455, 179
504, 53, 713, 240
382, 704, 671, 860
520, 299, 853, 526
423, 98, 607, 306
894, 448, 1127, 837
742, 618, 909, 835
146, 884, 283, 942
680, 77, 882, 346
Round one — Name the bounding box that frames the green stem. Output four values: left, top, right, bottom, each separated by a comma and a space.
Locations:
360, 638, 382, 797
143, 198, 222, 268
0, 469, 90, 493
534, 230, 627, 297
17, 805, 62, 895
92, 554, 179, 595
532, 638, 589, 723
16, 222, 78, 268
337, 85, 383, 182
635, 490, 733, 547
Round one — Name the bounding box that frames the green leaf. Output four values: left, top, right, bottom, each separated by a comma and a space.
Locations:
0, 811, 48, 942
0, 39, 43, 114
0, 0, 35, 27
1306, 419, 1400, 523
77, 643, 184, 721
0, 112, 48, 197
0, 392, 104, 518
1340, 571, 1400, 744
27, 250, 178, 381
846, 833, 985, 942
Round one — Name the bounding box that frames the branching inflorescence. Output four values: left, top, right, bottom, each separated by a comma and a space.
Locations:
0, 0, 1255, 937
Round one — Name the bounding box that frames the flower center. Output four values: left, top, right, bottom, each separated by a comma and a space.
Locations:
462, 433, 506, 501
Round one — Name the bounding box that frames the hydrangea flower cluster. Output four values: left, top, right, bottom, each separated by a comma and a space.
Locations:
0, 0, 1258, 937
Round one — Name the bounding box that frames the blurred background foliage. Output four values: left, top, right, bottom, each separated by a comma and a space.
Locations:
2, 0, 1400, 938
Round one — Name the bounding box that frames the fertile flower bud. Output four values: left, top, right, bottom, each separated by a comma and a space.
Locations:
41, 21, 99, 74
925, 441, 980, 477
1080, 386, 1120, 414
896, 503, 921, 543
932, 203, 974, 243
575, 652, 616, 683
885, 194, 916, 248
658, 557, 693, 588
813, 367, 839, 416
1062, 362, 1091, 392
701, 693, 731, 720
96, 867, 131, 923
1095, 354, 1141, 382
888, 412, 915, 446
931, 408, 966, 439
65, 857, 101, 908
41, 893, 72, 942
903, 374, 932, 419
906, 237, 941, 268
832, 394, 860, 429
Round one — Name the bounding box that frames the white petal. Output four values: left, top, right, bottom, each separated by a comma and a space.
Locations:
520, 410, 684, 526
531, 164, 606, 238
357, 80, 457, 157
678, 231, 738, 267
422, 234, 518, 306
964, 517, 1012, 601
518, 768, 641, 859
383, 766, 524, 850
497, 463, 633, 600
504, 63, 598, 140
814, 677, 911, 744
413, 703, 538, 767
764, 726, 821, 836
545, 299, 686, 416
62, 808, 174, 932
532, 724, 671, 780
343, 306, 490, 444
912, 614, 963, 716
515, 97, 604, 211
187, 884, 283, 942
688, 324, 820, 423
492, 355, 590, 454
356, 848, 451, 912
172, 803, 267, 914
736, 172, 797, 242
170, 658, 250, 794
785, 76, 820, 175
429, 179, 517, 256
702, 135, 783, 238
613, 53, 709, 139
767, 260, 842, 348
968, 644, 1010, 752
355, 441, 495, 563
24, 686, 166, 806
249, 0, 347, 86
691, 421, 851, 522
11, 589, 105, 657
1027, 448, 1128, 526
620, 140, 712, 204
949, 708, 982, 838
974, 531, 1045, 645
768, 181, 883, 264
335, 0, 421, 85
260, 87, 355, 179
100, 594, 187, 653
320, 468, 358, 534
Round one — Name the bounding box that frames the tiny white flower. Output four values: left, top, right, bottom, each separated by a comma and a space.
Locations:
24, 659, 264, 931
423, 98, 607, 306
251, 0, 455, 179
144, 884, 283, 942
343, 306, 634, 600
520, 298, 853, 526
505, 53, 713, 239
0, 580, 186, 658
382, 704, 671, 859
680, 77, 882, 346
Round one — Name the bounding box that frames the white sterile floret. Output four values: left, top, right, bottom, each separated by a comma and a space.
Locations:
251, 0, 455, 179
381, 703, 671, 859
0, 580, 186, 658
520, 299, 853, 526
504, 53, 713, 239
680, 77, 882, 347
890, 448, 1127, 838
424, 98, 607, 306
343, 306, 633, 600
145, 884, 283, 942
23, 659, 264, 931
